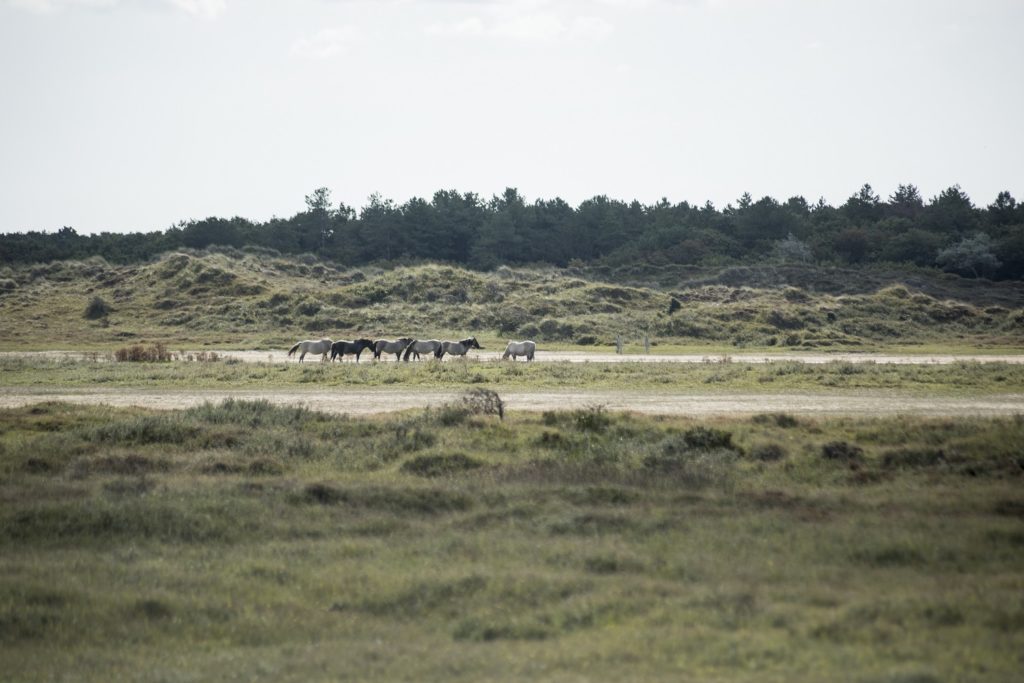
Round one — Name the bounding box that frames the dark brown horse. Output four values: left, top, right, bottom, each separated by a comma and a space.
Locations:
330, 339, 376, 362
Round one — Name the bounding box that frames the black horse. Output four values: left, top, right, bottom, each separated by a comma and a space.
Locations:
330, 339, 376, 362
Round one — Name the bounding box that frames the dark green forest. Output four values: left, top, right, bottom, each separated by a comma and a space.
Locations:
3, 184, 1023, 280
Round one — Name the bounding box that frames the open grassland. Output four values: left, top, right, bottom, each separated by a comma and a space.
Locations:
1, 249, 1023, 352
1, 399, 1023, 682
2, 354, 1024, 394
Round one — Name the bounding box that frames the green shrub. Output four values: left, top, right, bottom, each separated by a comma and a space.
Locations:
572, 405, 611, 433
681, 426, 734, 451
642, 444, 737, 488
83, 295, 111, 319
822, 441, 865, 463
88, 417, 196, 446
851, 544, 926, 567
401, 453, 483, 477
752, 413, 799, 428
750, 443, 787, 461
302, 482, 346, 505
882, 448, 947, 469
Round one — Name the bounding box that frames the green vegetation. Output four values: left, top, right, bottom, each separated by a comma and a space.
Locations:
1, 400, 1022, 681
1, 250, 1022, 351
2, 355, 1023, 393
3, 184, 1024, 281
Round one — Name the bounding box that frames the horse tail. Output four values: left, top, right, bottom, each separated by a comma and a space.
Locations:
435, 344, 446, 359
288, 342, 300, 357
403, 343, 415, 362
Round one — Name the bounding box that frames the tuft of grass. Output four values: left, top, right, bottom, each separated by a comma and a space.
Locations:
572, 404, 611, 433
753, 412, 800, 428
750, 443, 787, 461
400, 453, 484, 477
822, 440, 865, 463
680, 425, 735, 450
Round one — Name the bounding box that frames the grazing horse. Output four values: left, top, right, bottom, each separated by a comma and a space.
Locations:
502, 340, 536, 361
330, 339, 376, 362
402, 339, 443, 362
374, 338, 413, 361
288, 338, 332, 363
436, 337, 483, 359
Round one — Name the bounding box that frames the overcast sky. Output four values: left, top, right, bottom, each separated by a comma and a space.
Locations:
1, 0, 1022, 234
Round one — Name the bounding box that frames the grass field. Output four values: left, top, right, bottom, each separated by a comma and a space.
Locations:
6, 352, 1024, 395
3, 354, 1024, 394
1, 399, 1023, 681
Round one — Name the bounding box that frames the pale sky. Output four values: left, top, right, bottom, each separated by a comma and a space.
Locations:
1, 0, 1022, 234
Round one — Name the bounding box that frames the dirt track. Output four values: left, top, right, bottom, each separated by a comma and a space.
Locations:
1, 387, 1022, 417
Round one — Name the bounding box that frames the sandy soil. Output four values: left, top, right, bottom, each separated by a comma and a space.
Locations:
5, 350, 1024, 365
1, 387, 1021, 417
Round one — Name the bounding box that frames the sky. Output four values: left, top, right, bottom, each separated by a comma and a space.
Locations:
1, 0, 1022, 234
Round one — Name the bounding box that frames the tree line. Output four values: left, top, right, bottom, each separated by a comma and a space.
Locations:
3, 184, 1023, 280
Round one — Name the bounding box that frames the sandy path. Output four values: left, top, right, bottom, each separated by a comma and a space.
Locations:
1, 387, 1021, 417
4, 350, 1024, 365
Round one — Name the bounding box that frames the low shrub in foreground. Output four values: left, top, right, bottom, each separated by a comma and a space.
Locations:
113, 343, 172, 362
822, 440, 865, 463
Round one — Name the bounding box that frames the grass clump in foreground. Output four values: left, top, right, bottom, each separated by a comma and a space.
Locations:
1, 399, 1023, 681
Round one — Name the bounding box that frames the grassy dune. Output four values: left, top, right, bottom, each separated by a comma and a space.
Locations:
1, 249, 1022, 351
1, 400, 1022, 681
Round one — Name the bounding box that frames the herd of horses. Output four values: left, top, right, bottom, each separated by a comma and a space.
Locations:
287, 337, 536, 363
